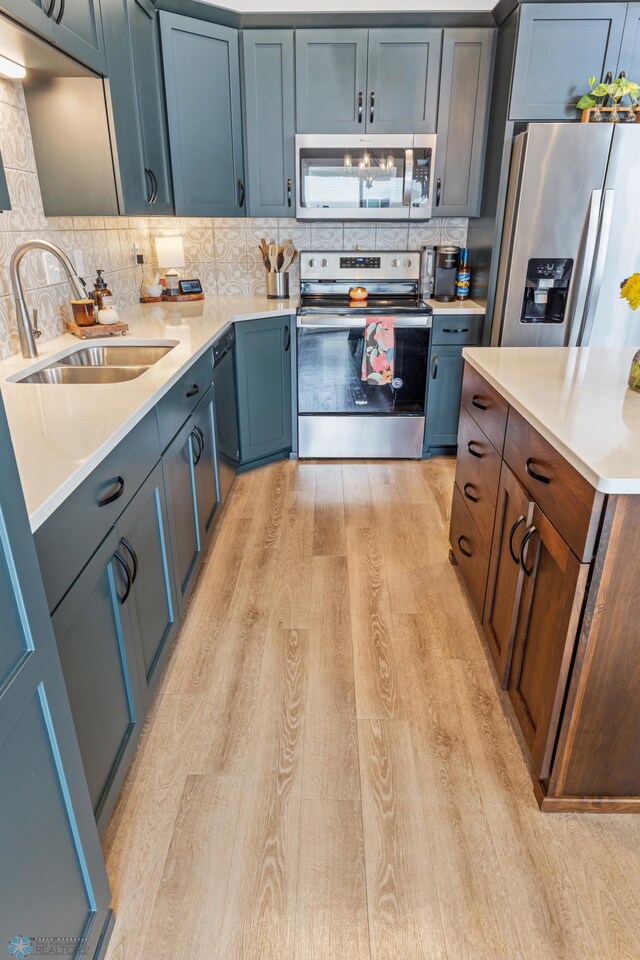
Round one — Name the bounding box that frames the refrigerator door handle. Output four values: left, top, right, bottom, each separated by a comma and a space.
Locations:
579, 188, 615, 346
566, 189, 602, 346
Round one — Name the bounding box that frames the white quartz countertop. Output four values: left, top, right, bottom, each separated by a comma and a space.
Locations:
463, 346, 640, 494
0, 296, 296, 531
427, 299, 485, 315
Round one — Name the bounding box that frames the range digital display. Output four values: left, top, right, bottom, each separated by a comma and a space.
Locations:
339, 256, 380, 269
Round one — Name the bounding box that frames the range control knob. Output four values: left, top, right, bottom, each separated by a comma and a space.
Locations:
321, 258, 328, 268
403, 258, 412, 268
391, 258, 400, 268
308, 258, 317, 268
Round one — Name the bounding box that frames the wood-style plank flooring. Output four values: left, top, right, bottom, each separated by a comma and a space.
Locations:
104, 458, 640, 960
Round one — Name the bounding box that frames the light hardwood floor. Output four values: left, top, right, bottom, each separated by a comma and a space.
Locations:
103, 458, 640, 960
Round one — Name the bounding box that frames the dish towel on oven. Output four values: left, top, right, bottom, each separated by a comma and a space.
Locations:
361, 317, 395, 385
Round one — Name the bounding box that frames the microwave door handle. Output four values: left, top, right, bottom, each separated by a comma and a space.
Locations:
403, 148, 414, 207
578, 188, 615, 346
566, 189, 602, 346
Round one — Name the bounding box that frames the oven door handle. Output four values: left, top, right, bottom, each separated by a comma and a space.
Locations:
296, 317, 431, 330
403, 147, 414, 207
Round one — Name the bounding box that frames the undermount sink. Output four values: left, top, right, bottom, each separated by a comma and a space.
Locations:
13, 340, 178, 385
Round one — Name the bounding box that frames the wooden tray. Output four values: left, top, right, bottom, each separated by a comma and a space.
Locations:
581, 105, 640, 122
161, 292, 205, 302
139, 296, 163, 304
67, 320, 129, 339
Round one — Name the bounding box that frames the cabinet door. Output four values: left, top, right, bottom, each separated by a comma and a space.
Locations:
193, 392, 219, 543
508, 506, 588, 780
295, 29, 369, 133
510, 3, 627, 120
0, 0, 54, 40
366, 29, 441, 133
162, 418, 202, 614
243, 30, 295, 217
0, 150, 10, 211
53, 0, 107, 74
435, 29, 495, 218
235, 315, 292, 464
0, 397, 112, 957
424, 344, 464, 450
161, 13, 245, 217
483, 463, 534, 687
52, 529, 145, 835
617, 3, 640, 79
116, 463, 179, 708
129, 0, 173, 214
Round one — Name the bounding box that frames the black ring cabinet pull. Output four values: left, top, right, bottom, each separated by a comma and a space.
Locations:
284, 325, 291, 352
358, 91, 363, 123
149, 168, 158, 204
113, 550, 132, 605
119, 537, 138, 584
55, 0, 65, 23
467, 440, 483, 459
98, 476, 125, 507
195, 424, 205, 452
520, 524, 538, 577
46, 0, 56, 17
287, 178, 292, 208
457, 535, 473, 559
186, 383, 199, 398
431, 354, 439, 379
525, 458, 551, 485
237, 178, 245, 207
463, 482, 479, 503
508, 515, 526, 565
442, 327, 469, 334
370, 91, 375, 124
472, 395, 487, 411
191, 430, 202, 466
436, 177, 442, 206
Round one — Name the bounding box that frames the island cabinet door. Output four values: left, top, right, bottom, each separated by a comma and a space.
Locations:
507, 505, 589, 780
52, 528, 146, 835
483, 463, 535, 688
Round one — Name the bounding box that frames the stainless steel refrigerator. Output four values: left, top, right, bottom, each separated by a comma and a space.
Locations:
491, 122, 640, 348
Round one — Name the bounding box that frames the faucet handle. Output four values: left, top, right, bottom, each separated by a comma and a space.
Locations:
33, 308, 41, 340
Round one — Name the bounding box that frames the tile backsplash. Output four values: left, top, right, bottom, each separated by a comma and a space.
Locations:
0, 77, 467, 360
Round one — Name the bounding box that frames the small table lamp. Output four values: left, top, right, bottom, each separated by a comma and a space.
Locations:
155, 236, 185, 295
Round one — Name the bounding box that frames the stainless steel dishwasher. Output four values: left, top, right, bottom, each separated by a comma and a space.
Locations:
212, 326, 240, 508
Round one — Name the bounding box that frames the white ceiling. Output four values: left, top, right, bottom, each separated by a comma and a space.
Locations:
205, 0, 495, 11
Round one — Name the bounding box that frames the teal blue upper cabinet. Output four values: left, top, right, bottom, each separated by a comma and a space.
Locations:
0, 394, 113, 956
295, 29, 369, 133
510, 3, 628, 120
0, 150, 10, 211
235, 316, 292, 465
366, 29, 441, 133
52, 527, 146, 836
116, 462, 179, 708
0, 0, 106, 72
242, 29, 296, 217
434, 28, 495, 218
618, 3, 640, 77
160, 13, 245, 217
103, 0, 173, 215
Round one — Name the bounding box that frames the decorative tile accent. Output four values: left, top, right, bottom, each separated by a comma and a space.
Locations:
310, 222, 344, 251
375, 225, 410, 250
408, 222, 441, 249
343, 225, 376, 251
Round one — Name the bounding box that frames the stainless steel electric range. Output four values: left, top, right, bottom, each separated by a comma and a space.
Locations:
296, 251, 432, 459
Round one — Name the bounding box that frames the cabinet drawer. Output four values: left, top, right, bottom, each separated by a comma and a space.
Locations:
455, 405, 501, 547
449, 483, 489, 620
461, 361, 508, 453
35, 408, 161, 614
431, 314, 482, 345
156, 350, 214, 450
503, 407, 603, 561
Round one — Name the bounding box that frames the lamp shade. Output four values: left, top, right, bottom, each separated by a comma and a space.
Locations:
155, 235, 185, 269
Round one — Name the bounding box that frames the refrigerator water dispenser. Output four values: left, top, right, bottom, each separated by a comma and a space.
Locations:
521, 259, 574, 323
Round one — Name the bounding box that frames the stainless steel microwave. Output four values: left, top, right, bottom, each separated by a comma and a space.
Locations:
295, 134, 437, 221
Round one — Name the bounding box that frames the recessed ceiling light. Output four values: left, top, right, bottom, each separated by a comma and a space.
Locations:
0, 55, 26, 80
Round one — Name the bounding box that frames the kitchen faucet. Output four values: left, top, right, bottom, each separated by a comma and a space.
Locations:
10, 239, 88, 358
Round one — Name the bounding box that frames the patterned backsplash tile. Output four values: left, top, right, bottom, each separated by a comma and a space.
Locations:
0, 78, 468, 359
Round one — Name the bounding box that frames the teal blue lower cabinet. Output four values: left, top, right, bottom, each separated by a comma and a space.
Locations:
51, 527, 146, 838
116, 462, 179, 708
192, 391, 219, 544
424, 315, 483, 455
235, 315, 292, 466
0, 393, 113, 958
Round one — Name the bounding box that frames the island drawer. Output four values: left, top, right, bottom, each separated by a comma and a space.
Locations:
431, 315, 482, 345
156, 349, 214, 450
455, 405, 501, 547
34, 409, 161, 613
503, 407, 604, 562
462, 363, 509, 453
450, 484, 490, 620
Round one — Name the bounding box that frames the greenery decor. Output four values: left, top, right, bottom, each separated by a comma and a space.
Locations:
576, 74, 639, 111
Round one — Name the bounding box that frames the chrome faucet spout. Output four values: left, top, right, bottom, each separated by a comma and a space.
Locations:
10, 239, 88, 359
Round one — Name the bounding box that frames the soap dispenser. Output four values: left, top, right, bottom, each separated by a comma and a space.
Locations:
91, 270, 114, 310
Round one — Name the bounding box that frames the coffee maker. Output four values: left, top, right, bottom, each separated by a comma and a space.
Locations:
433, 246, 459, 302
521, 258, 574, 323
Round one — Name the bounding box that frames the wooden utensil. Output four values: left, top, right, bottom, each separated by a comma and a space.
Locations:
268, 242, 279, 273
281, 246, 297, 273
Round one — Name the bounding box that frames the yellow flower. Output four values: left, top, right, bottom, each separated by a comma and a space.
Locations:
621, 273, 640, 311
